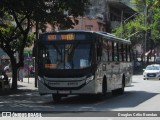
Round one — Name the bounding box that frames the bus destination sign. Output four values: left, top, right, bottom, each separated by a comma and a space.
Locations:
47, 34, 75, 41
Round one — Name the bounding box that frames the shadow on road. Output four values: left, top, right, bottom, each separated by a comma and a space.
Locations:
51, 91, 157, 107
0, 89, 158, 113
0, 77, 159, 117
0, 85, 37, 96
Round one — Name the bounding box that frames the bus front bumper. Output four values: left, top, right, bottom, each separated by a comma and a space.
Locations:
38, 79, 97, 95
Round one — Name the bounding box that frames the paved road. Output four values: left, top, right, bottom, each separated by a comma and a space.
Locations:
0, 75, 160, 116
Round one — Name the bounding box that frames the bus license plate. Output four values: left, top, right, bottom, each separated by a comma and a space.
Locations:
58, 90, 70, 94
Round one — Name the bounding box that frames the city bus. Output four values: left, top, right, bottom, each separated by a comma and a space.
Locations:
34, 30, 133, 102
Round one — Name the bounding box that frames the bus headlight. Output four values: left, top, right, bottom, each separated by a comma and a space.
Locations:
86, 75, 94, 84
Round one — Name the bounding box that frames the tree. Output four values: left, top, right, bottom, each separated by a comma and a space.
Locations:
0, 0, 90, 90
112, 0, 160, 62
112, 14, 146, 45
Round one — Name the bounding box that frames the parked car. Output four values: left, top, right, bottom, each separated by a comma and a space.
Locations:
134, 59, 142, 68
155, 57, 160, 64
143, 64, 160, 80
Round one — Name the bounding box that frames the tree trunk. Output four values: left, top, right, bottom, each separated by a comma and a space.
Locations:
11, 66, 18, 90
10, 59, 18, 90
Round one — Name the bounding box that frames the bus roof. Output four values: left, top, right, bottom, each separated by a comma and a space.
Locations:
40, 30, 131, 44
41, 29, 94, 34
95, 31, 131, 44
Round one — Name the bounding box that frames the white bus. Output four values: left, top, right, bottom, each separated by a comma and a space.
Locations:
34, 30, 133, 102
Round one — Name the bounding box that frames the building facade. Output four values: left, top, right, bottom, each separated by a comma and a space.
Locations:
73, 16, 106, 31
0, 0, 137, 61
72, 0, 136, 32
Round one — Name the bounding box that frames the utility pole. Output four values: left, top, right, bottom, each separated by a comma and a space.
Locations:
144, 4, 148, 64
35, 20, 38, 87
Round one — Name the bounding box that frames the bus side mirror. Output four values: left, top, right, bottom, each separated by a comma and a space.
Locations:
32, 41, 39, 57
32, 46, 36, 57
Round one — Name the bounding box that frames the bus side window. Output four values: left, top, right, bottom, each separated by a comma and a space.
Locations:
102, 40, 109, 62
108, 41, 112, 61
113, 42, 119, 61
121, 44, 124, 61
125, 45, 128, 62
128, 45, 131, 62
117, 43, 119, 61
123, 44, 126, 62
118, 44, 122, 61
112, 42, 114, 61
96, 43, 102, 61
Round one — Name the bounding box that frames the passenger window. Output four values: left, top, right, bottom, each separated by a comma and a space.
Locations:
96, 42, 102, 61
108, 41, 112, 61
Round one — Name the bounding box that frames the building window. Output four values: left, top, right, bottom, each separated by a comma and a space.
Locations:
85, 25, 93, 30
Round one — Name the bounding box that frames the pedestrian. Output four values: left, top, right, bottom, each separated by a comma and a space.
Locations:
2, 66, 9, 87
18, 66, 24, 82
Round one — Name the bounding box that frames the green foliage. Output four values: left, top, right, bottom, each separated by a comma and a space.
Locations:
0, 0, 90, 89
112, 0, 160, 47
112, 14, 145, 40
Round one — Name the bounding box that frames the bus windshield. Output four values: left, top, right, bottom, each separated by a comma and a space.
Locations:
39, 43, 92, 70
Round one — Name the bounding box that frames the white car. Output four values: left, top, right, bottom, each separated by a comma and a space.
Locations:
156, 57, 160, 64
143, 64, 160, 80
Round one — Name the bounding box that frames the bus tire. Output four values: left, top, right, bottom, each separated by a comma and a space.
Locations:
112, 90, 117, 95
52, 94, 61, 103
102, 77, 107, 95
112, 75, 125, 95
118, 75, 125, 94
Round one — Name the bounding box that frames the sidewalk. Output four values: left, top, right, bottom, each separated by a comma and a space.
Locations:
0, 77, 38, 96
17, 77, 38, 91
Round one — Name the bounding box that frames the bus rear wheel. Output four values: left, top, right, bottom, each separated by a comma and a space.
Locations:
102, 79, 107, 95
112, 76, 125, 95
118, 76, 125, 94
52, 94, 61, 102
118, 80, 125, 94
